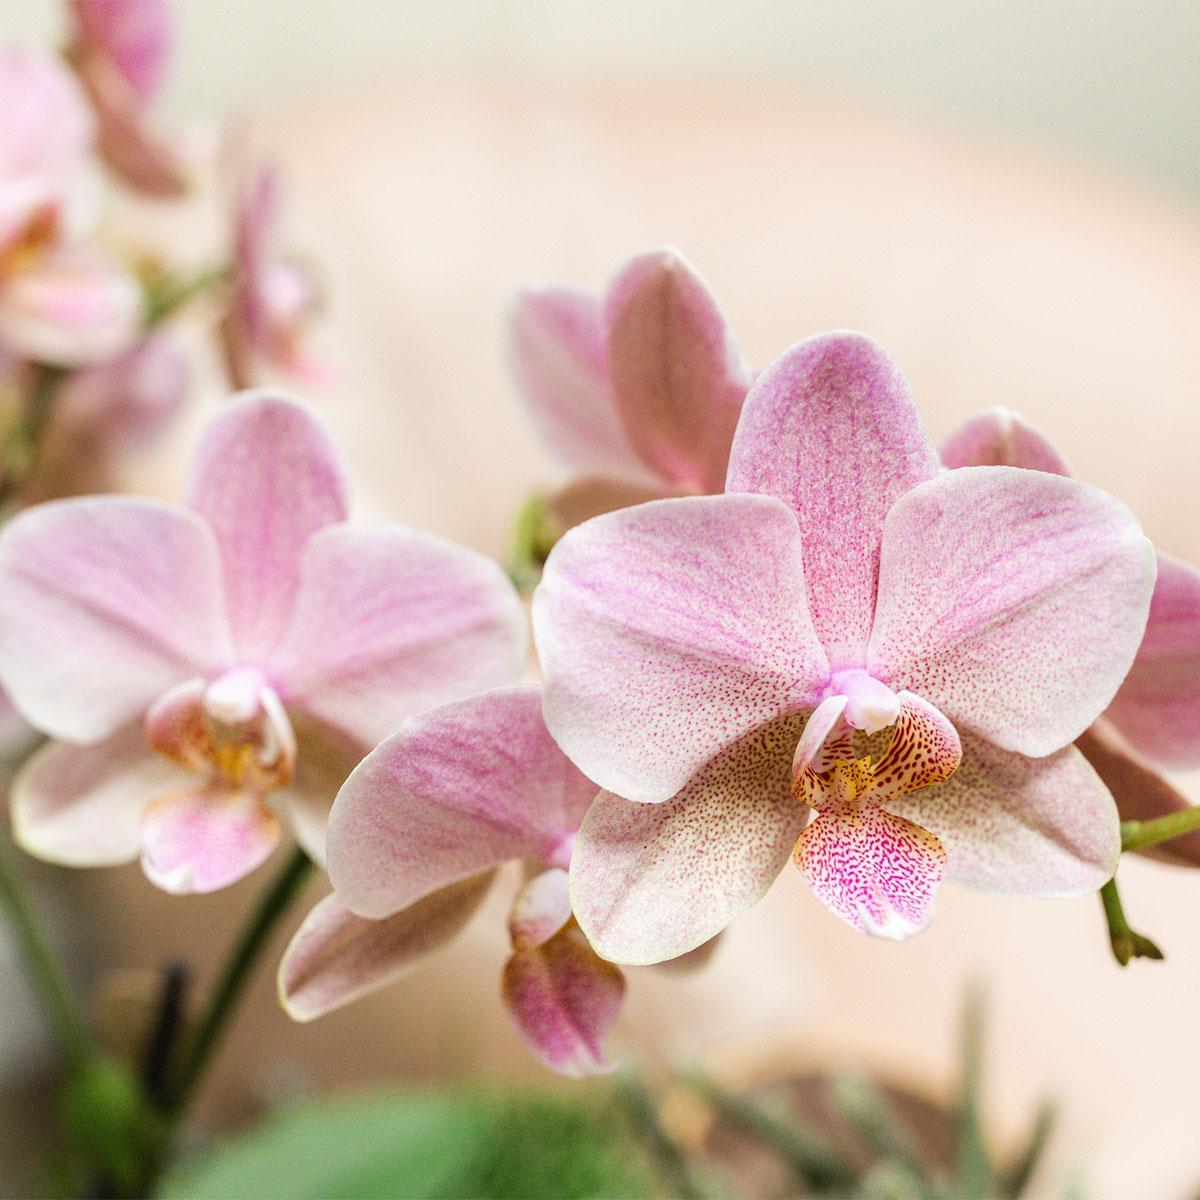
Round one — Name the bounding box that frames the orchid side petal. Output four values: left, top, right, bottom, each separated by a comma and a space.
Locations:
509, 867, 573, 950
534, 493, 828, 804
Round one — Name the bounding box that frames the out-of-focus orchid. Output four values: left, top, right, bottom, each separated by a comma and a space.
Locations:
535, 332, 1156, 959
0, 393, 526, 894
222, 163, 326, 391
65, 0, 189, 197
507, 248, 751, 533
280, 686, 627, 1077
943, 408, 1200, 866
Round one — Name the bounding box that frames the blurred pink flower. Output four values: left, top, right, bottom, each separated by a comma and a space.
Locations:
280, 687, 625, 1077
534, 332, 1156, 959
943, 407, 1200, 866
507, 247, 751, 528
0, 393, 525, 893
65, 0, 189, 197
222, 164, 326, 390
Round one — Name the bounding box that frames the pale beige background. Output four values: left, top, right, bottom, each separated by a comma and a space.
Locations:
2, 4, 1200, 1199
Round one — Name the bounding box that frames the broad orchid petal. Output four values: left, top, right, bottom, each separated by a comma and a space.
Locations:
502, 921, 626, 1077
327, 687, 593, 919
940, 408, 1071, 475
1077, 721, 1200, 868
890, 731, 1120, 895
727, 332, 938, 668
868, 466, 1156, 757
604, 248, 748, 492
139, 786, 280, 895
509, 867, 573, 950
793, 807, 946, 940
568, 715, 808, 965
507, 288, 647, 482
1104, 552, 1200, 769
0, 497, 231, 742
278, 874, 494, 1022
11, 725, 188, 867
273, 526, 526, 750
535, 494, 828, 803
186, 392, 349, 664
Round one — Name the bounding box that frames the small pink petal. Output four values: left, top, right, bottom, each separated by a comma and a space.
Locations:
327, 687, 593, 919
278, 874, 495, 1022
604, 248, 749, 492
940, 408, 1072, 475
140, 786, 280, 894
534, 493, 828, 804
0, 496, 232, 742
869, 693, 962, 804
502, 921, 626, 1077
186, 392, 349, 664
70, 0, 172, 106
793, 806, 946, 939
868, 466, 1156, 758
568, 714, 809, 965
727, 332, 939, 670
509, 867, 572, 950
11, 723, 188, 867
272, 524, 526, 750
791, 694, 850, 786
1104, 551, 1200, 770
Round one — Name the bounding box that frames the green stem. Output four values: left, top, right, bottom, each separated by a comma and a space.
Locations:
1120, 809, 1200, 852
0, 833, 91, 1068
1099, 877, 1163, 966
612, 1072, 709, 1200
143, 264, 230, 328
954, 986, 993, 1199
0, 365, 67, 512
163, 847, 313, 1117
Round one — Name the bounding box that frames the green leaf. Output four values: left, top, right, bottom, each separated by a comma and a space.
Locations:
162, 1087, 659, 1200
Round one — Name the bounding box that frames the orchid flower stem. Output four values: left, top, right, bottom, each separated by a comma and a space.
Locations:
0, 364, 66, 512
163, 847, 313, 1119
612, 1072, 710, 1200
1120, 808, 1200, 852
143, 264, 230, 328
1099, 877, 1164, 966
0, 833, 91, 1069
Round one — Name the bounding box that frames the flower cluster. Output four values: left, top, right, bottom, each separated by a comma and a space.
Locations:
1, 208, 1197, 1079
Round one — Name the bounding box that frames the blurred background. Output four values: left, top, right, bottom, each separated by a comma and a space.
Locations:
2, 2, 1199, 1197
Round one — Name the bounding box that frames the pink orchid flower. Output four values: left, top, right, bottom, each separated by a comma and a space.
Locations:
222, 164, 326, 391
65, 0, 189, 198
507, 248, 751, 529
279, 686, 626, 1077
0, 393, 526, 893
943, 407, 1200, 866
533, 331, 1156, 960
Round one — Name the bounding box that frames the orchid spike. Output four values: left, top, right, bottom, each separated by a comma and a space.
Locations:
534, 331, 1156, 961
0, 392, 526, 893
507, 248, 751, 531
943, 406, 1200, 865
282, 686, 628, 1077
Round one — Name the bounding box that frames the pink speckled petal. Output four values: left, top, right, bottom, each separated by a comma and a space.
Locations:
140, 786, 280, 895
502, 921, 626, 1077
0, 497, 232, 742
272, 526, 526, 750
940, 408, 1071, 475
186, 392, 349, 664
507, 287, 650, 483
793, 806, 946, 940
568, 715, 808, 965
870, 693, 961, 804
1104, 552, 1200, 769
10, 724, 188, 867
328, 687, 592, 919
727, 332, 938, 669
890, 730, 1120, 896
509, 867, 573, 950
604, 249, 749, 492
868, 466, 1156, 757
534, 494, 828, 804
278, 873, 494, 1022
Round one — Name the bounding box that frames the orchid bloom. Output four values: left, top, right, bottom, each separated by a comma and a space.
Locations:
0, 49, 141, 367
0, 393, 525, 893
65, 0, 189, 197
533, 331, 1156, 960
279, 686, 626, 1077
943, 408, 1200, 866
507, 247, 751, 530
222, 164, 326, 391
